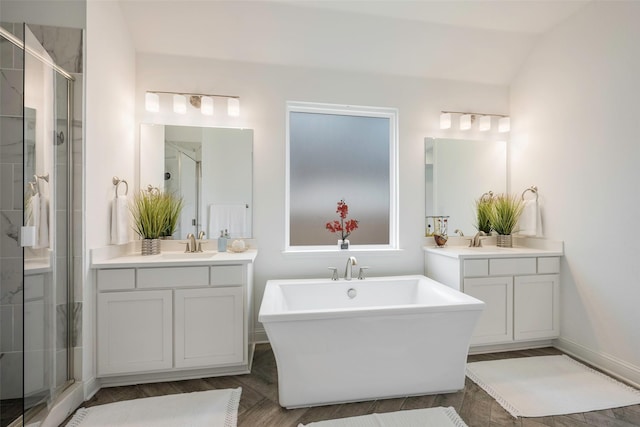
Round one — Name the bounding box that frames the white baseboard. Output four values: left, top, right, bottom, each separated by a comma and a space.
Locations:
555, 337, 640, 389
254, 326, 268, 343
83, 376, 101, 401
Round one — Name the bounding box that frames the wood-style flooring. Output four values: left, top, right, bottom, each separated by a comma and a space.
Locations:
63, 344, 640, 426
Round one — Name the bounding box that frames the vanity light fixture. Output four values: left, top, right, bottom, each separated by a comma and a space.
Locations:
145, 92, 160, 112
479, 115, 491, 131
173, 94, 187, 114
460, 114, 473, 131
228, 97, 240, 117
440, 111, 510, 132
145, 91, 241, 117
498, 117, 511, 133
439, 112, 452, 129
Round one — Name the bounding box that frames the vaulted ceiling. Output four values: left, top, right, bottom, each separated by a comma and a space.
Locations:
118, 0, 590, 85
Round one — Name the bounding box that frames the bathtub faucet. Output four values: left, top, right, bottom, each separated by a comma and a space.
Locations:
344, 256, 358, 281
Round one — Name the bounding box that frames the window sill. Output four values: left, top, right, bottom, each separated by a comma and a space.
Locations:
282, 246, 405, 258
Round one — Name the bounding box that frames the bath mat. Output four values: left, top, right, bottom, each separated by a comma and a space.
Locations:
466, 355, 640, 418
66, 387, 241, 427
298, 406, 468, 427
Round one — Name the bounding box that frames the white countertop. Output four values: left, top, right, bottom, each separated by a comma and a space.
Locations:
91, 249, 257, 268
91, 240, 257, 268
423, 236, 563, 259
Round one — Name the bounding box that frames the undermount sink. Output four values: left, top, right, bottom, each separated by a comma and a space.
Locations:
159, 251, 217, 260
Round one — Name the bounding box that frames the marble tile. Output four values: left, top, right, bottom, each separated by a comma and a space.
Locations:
0, 211, 21, 259
0, 70, 22, 116
56, 257, 68, 305
56, 303, 68, 350
0, 117, 23, 169
13, 163, 22, 211
0, 350, 23, 399
26, 25, 83, 74
56, 162, 68, 211
1, 25, 14, 69
72, 302, 82, 347
0, 304, 14, 352
55, 348, 68, 388
0, 163, 13, 210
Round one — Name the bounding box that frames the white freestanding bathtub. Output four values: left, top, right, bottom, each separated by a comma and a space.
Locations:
258, 275, 485, 408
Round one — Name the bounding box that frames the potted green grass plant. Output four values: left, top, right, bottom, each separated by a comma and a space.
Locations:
489, 193, 524, 247
160, 192, 184, 239
474, 196, 494, 234
131, 190, 183, 255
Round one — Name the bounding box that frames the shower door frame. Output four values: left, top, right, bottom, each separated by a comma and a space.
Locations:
0, 24, 75, 427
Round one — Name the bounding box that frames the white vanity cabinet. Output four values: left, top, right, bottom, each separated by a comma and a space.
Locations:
424, 241, 562, 350
92, 250, 256, 385
97, 289, 173, 375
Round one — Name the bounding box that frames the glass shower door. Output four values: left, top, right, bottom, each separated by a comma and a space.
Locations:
22, 24, 74, 422
0, 22, 26, 427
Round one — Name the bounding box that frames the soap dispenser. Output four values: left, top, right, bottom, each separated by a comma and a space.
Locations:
217, 230, 227, 252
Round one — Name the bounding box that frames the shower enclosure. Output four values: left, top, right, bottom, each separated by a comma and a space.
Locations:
1, 23, 76, 426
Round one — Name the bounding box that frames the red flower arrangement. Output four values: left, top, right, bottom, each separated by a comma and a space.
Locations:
325, 199, 359, 241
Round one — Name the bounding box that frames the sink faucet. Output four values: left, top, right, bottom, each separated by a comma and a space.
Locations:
469, 231, 486, 247
197, 231, 206, 252
344, 256, 358, 281
186, 233, 196, 253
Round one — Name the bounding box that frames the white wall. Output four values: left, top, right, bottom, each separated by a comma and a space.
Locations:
136, 53, 509, 339
85, 0, 136, 396
510, 1, 640, 384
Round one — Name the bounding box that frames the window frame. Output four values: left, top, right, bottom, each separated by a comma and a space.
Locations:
285, 101, 399, 252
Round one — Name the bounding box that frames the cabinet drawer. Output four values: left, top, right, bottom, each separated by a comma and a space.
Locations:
211, 265, 244, 286
137, 267, 209, 289
538, 257, 560, 274
463, 259, 488, 277
489, 258, 536, 276
98, 269, 135, 291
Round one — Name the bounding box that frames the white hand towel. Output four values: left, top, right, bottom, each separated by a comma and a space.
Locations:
111, 195, 129, 245
208, 204, 247, 239
517, 199, 543, 237
34, 194, 50, 249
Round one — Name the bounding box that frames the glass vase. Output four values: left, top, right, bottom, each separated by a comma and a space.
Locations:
338, 239, 350, 250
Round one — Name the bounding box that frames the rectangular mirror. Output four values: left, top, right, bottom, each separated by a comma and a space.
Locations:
140, 124, 253, 239
425, 137, 507, 237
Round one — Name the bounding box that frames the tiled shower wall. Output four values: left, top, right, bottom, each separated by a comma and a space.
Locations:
0, 21, 26, 403
0, 21, 83, 403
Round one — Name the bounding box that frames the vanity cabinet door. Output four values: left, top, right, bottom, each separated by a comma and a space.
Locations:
514, 274, 560, 341
464, 277, 513, 345
97, 290, 173, 376
174, 287, 244, 368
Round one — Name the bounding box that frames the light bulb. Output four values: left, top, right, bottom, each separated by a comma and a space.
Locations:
228, 98, 240, 117
440, 113, 451, 129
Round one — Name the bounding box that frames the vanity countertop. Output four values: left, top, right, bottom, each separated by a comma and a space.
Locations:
423, 236, 563, 259
91, 249, 257, 268
91, 240, 258, 269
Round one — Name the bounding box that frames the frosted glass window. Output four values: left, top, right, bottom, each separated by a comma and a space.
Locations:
286, 102, 398, 249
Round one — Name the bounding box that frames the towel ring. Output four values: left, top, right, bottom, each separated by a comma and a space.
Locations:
146, 184, 160, 195
112, 176, 129, 196
521, 185, 538, 201
480, 191, 494, 202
